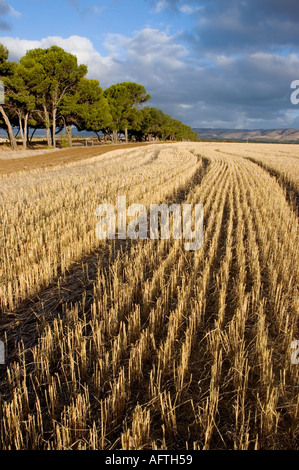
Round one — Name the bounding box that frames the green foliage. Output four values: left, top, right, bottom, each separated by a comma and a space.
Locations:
20, 46, 87, 107
104, 82, 151, 136
60, 78, 112, 134
19, 46, 88, 147
0, 44, 14, 77
5, 63, 36, 115
136, 107, 198, 142
0, 43, 198, 146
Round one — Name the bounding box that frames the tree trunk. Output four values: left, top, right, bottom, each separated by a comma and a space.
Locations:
0, 105, 17, 150
94, 131, 101, 142
67, 124, 73, 147
124, 127, 128, 143
18, 114, 29, 150
112, 129, 118, 143
29, 127, 37, 144
42, 105, 51, 147
18, 115, 24, 143
45, 126, 50, 147
23, 113, 28, 150
52, 106, 57, 149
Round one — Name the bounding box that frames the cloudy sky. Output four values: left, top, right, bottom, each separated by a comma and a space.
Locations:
1, 0, 299, 129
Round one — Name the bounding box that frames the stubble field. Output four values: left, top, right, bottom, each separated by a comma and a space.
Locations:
0, 142, 298, 450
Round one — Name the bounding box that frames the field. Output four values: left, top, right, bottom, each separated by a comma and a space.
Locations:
0, 142, 298, 450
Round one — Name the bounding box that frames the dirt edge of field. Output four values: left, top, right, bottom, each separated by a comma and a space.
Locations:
0, 142, 157, 175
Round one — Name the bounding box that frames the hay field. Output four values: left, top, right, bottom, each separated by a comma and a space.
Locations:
0, 142, 298, 450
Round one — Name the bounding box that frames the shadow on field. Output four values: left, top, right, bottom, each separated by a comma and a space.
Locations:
0, 157, 211, 378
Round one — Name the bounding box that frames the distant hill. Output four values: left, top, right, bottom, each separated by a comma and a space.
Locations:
193, 128, 299, 143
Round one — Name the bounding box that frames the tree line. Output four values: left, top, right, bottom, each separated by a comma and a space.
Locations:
0, 44, 198, 150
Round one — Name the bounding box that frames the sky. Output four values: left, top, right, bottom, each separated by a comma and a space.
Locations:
1, 0, 299, 129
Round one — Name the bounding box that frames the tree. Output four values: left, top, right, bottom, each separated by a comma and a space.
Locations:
0, 44, 18, 150
4, 63, 36, 150
104, 82, 151, 142
0, 43, 197, 150
138, 107, 165, 140
59, 78, 112, 145
138, 106, 198, 142
20, 46, 87, 148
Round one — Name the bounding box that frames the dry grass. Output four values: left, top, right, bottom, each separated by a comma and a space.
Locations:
210, 141, 299, 210
0, 142, 298, 450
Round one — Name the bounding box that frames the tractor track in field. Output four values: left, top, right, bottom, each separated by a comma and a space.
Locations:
246, 156, 299, 214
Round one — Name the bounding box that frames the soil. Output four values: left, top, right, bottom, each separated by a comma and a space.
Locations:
0, 142, 152, 175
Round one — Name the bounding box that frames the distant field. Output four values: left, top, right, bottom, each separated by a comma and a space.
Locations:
0, 142, 298, 450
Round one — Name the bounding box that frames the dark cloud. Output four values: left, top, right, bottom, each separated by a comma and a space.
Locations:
0, 0, 13, 15
66, 0, 104, 20
96, 27, 299, 128
142, 1, 299, 128
150, 0, 299, 53
0, 0, 20, 31
150, 0, 299, 21
0, 20, 11, 31
200, 0, 299, 53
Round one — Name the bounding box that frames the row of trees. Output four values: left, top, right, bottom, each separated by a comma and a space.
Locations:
0, 44, 198, 150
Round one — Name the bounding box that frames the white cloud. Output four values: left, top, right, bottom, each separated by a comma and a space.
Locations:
214, 55, 237, 66
91, 6, 104, 16
0, 35, 116, 86
180, 4, 204, 14
153, 1, 168, 13
0, 29, 189, 87
0, 36, 41, 59
180, 4, 193, 14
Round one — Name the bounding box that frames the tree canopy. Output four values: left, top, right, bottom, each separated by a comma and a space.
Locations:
59, 78, 112, 145
104, 82, 151, 142
0, 43, 198, 149
20, 46, 87, 148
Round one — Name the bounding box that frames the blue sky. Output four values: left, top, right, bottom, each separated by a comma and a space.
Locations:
6, 1, 196, 49
1, 0, 299, 129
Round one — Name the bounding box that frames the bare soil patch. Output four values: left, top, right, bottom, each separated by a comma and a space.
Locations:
0, 142, 152, 175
